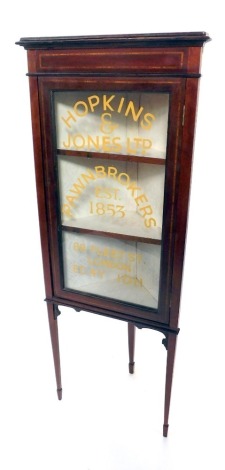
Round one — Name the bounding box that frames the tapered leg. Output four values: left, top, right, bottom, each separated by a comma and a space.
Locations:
47, 303, 62, 400
128, 323, 136, 374
163, 333, 177, 437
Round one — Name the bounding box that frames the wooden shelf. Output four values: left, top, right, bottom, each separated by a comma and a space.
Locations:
61, 224, 161, 245
57, 149, 166, 165
61, 212, 162, 245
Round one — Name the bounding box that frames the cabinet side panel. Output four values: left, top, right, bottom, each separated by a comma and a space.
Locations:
187, 47, 202, 74
28, 76, 53, 298
27, 50, 38, 73
170, 78, 199, 328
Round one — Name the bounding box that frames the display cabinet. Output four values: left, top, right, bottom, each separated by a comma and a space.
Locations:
16, 32, 210, 436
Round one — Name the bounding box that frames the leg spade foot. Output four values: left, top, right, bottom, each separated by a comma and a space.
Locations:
163, 424, 169, 437
128, 323, 136, 374
163, 333, 177, 437
47, 303, 62, 400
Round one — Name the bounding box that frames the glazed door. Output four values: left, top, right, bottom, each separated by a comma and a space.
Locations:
39, 77, 185, 324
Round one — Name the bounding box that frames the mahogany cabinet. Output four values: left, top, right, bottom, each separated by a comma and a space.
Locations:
16, 32, 210, 436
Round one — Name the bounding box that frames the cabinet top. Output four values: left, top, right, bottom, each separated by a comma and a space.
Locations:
16, 32, 210, 50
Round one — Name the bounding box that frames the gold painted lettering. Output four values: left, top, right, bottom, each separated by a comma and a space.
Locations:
87, 135, 100, 151
95, 187, 111, 199
90, 245, 100, 255
112, 137, 122, 153
126, 136, 153, 155
66, 195, 76, 207
103, 94, 115, 111
95, 166, 107, 178
117, 274, 143, 287
95, 187, 120, 200
110, 249, 126, 258
127, 252, 143, 263
134, 193, 148, 206
144, 217, 157, 228
95, 202, 105, 215
125, 101, 143, 121
113, 188, 120, 200
102, 247, 110, 257
61, 111, 76, 128
126, 137, 135, 154
72, 264, 86, 274
72, 134, 85, 149
100, 113, 118, 134
142, 139, 152, 154
62, 162, 158, 231
70, 178, 86, 196
140, 112, 155, 130
108, 166, 118, 179
87, 257, 131, 272
73, 101, 88, 117
63, 133, 71, 148
118, 172, 130, 186
80, 169, 96, 184
62, 204, 73, 217
90, 268, 97, 276
102, 136, 111, 152
109, 249, 117, 258
127, 181, 141, 197
117, 96, 125, 113
139, 205, 153, 217
95, 187, 107, 199
73, 243, 86, 253
134, 137, 143, 147
90, 268, 105, 278
116, 205, 125, 217
88, 95, 100, 112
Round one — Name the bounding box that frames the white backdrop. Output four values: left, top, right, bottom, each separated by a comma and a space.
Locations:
1, 2, 224, 469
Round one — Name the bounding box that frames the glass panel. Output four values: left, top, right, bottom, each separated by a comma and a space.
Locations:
54, 91, 169, 159
53, 90, 170, 309
58, 155, 165, 240
62, 232, 161, 309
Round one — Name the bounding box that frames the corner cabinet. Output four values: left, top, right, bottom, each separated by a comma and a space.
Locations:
16, 32, 210, 436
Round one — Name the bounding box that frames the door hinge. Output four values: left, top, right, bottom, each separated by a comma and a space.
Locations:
182, 105, 186, 126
